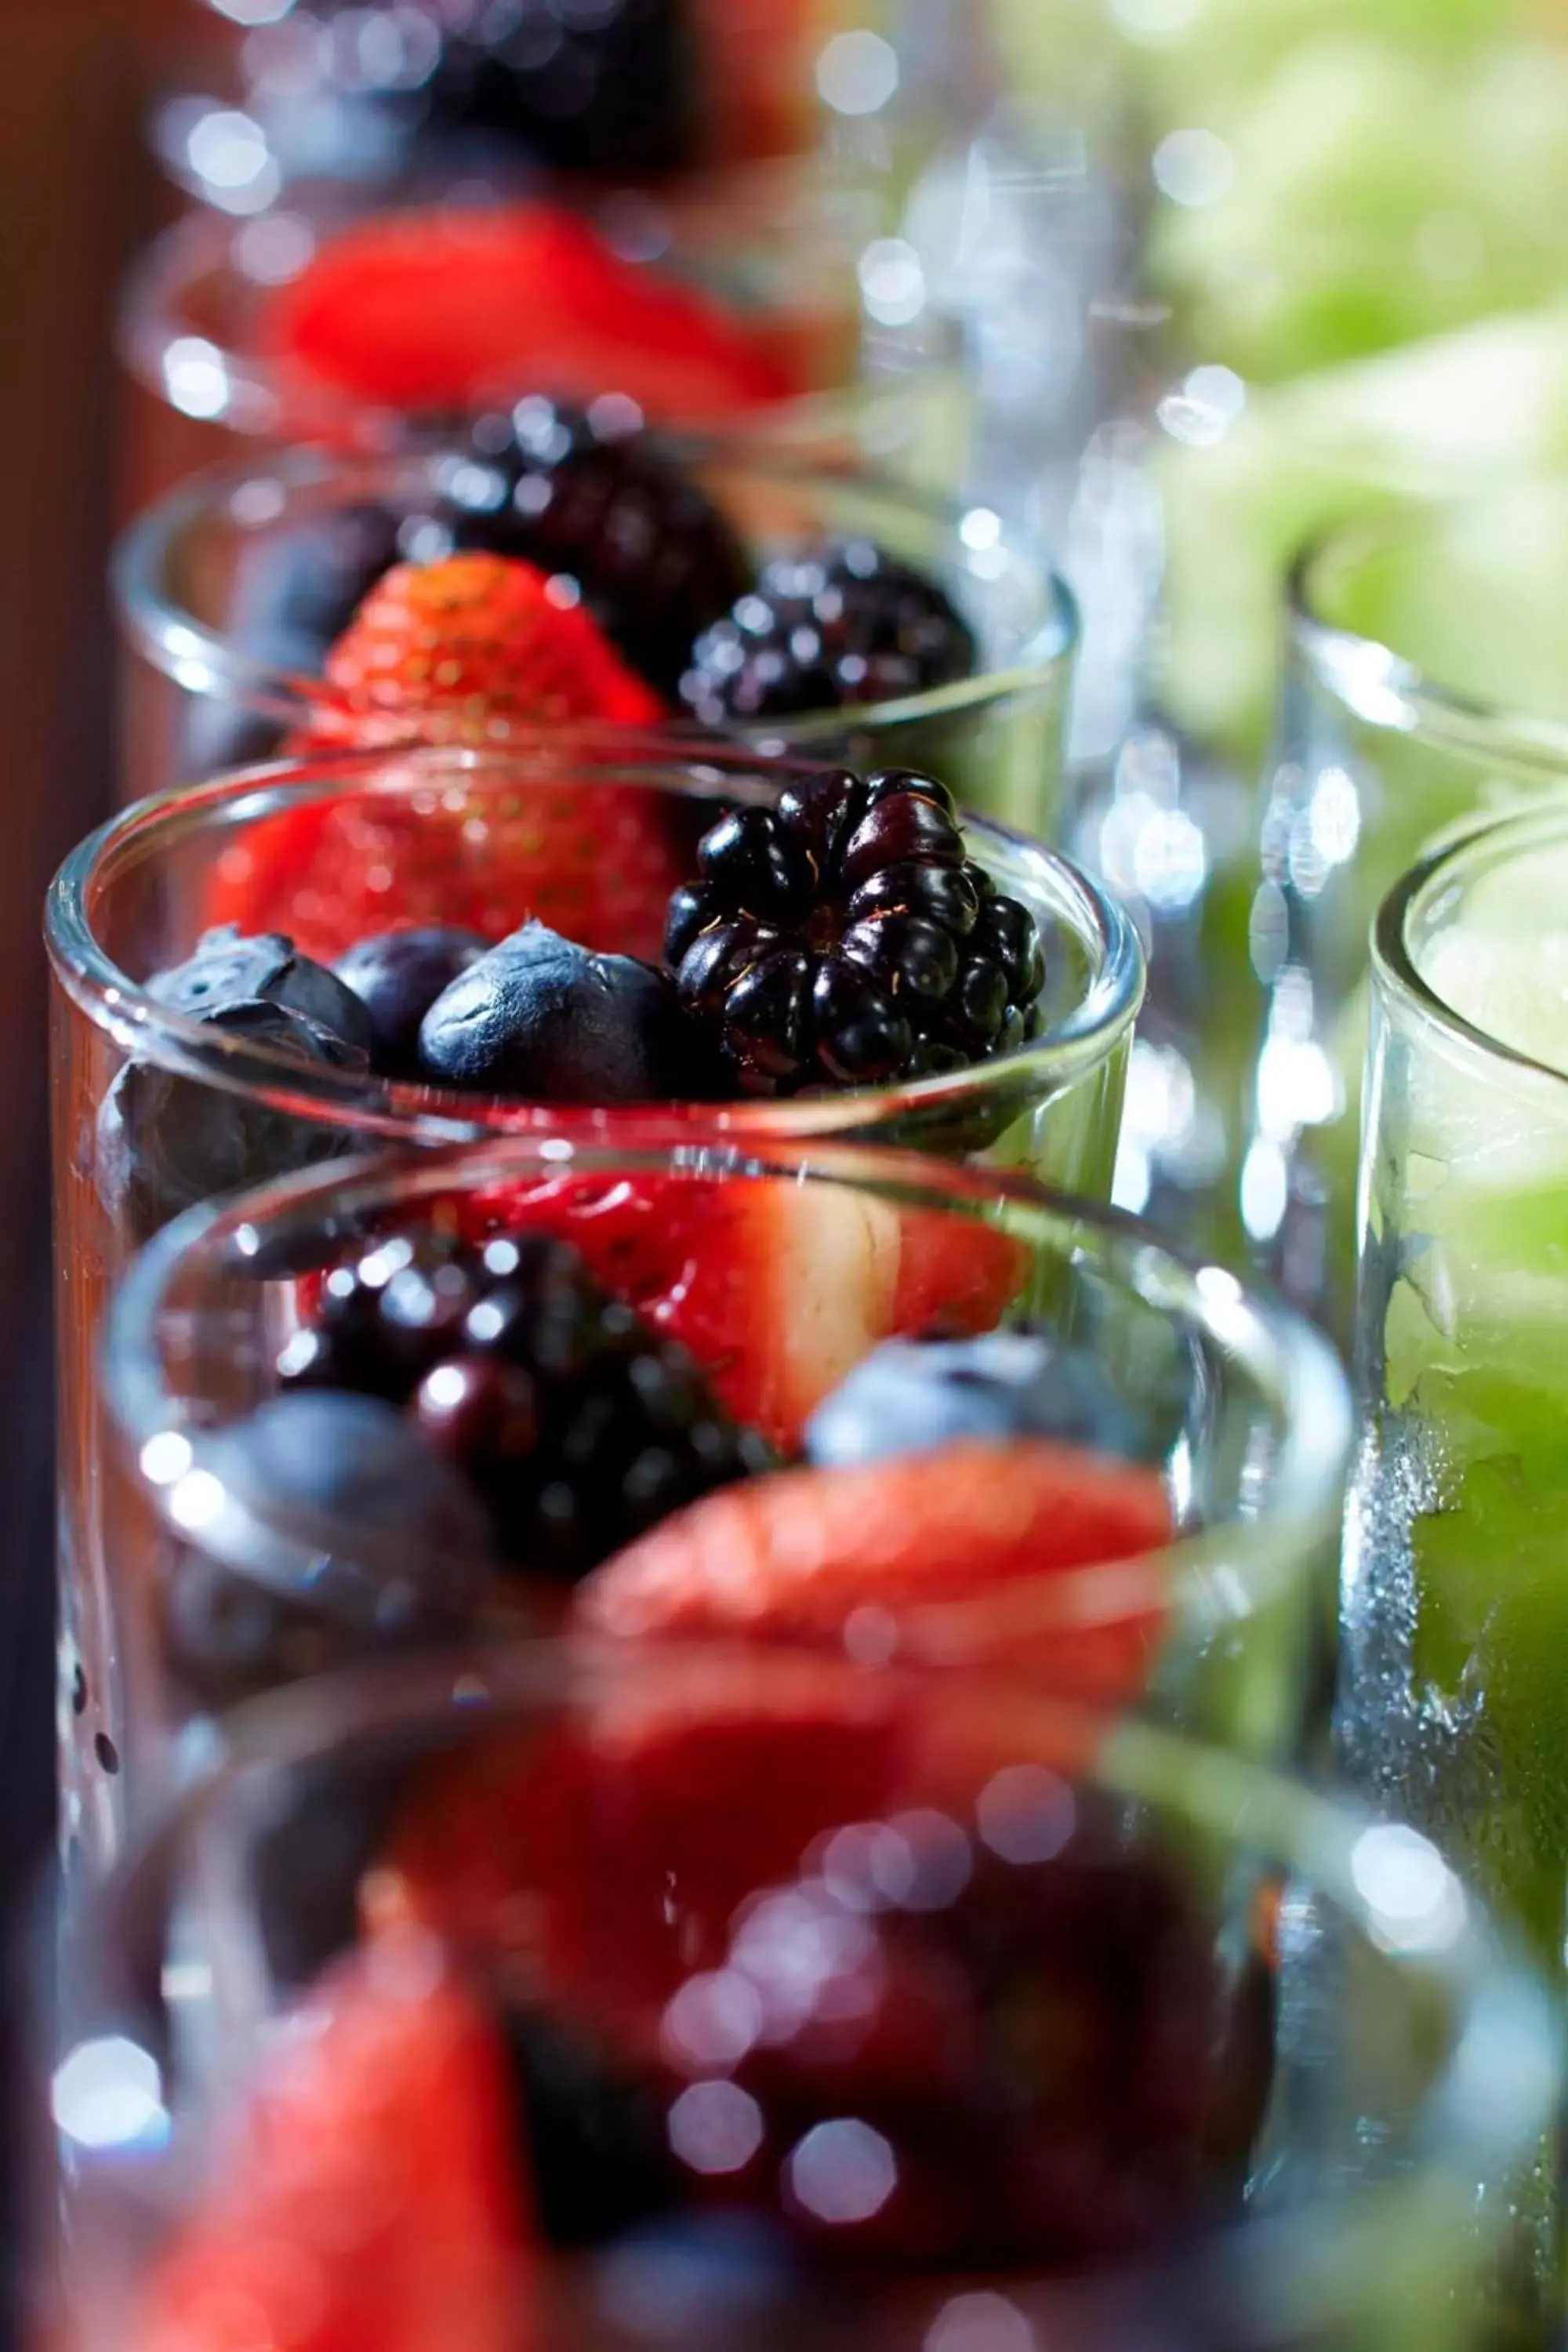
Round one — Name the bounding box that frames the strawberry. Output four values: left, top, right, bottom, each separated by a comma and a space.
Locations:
201, 767, 692, 967
130, 1940, 532, 2352
376, 1663, 1219, 2272
452, 1174, 1028, 1450
314, 553, 665, 749
575, 1439, 1174, 1697
267, 202, 802, 429
379, 1653, 909, 2042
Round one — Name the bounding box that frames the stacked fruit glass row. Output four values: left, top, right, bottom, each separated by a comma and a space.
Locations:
41, 8, 1568, 2351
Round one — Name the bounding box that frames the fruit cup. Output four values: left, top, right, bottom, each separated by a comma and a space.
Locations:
122, 159, 868, 441
85, 1127, 1346, 1905
49, 739, 1143, 1864
114, 429, 1073, 826
1344, 802, 1568, 1992
1236, 488, 1568, 1341
53, 1642, 1555, 2350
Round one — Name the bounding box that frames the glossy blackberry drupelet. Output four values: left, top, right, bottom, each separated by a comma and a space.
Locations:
281, 1229, 773, 1577
680, 538, 978, 726
403, 398, 751, 701
286, 0, 699, 180
665, 768, 1047, 1094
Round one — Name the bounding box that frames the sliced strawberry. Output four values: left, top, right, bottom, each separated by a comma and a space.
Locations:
380, 1653, 908, 2041
201, 775, 693, 965
131, 1940, 531, 2352
267, 203, 802, 428
575, 1439, 1174, 1697
313, 554, 665, 749
453, 1174, 1028, 1449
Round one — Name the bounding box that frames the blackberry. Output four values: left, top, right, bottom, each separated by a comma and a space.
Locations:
664, 768, 1047, 1095
408, 0, 699, 177
399, 398, 751, 701
249, 1, 697, 181
679, 538, 978, 727
281, 1228, 772, 1577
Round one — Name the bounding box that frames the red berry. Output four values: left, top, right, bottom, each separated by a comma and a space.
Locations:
380, 1654, 909, 2042
575, 1441, 1173, 1696
315, 552, 664, 748
266, 203, 804, 428
201, 778, 690, 967
450, 1173, 1028, 1450
130, 1940, 532, 2352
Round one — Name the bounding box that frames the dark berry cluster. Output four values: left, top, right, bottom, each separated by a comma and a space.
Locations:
418, 398, 753, 702
243, 0, 698, 180
230, 405, 978, 735
680, 538, 977, 726
101, 917, 705, 1241
666, 768, 1046, 1094
281, 1228, 772, 1577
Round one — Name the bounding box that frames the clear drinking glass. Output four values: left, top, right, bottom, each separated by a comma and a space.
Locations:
53, 1642, 1556, 2350
1241, 488, 1568, 1338
92, 1132, 1348, 1881
48, 753, 1142, 1868
112, 437, 1076, 824
1342, 801, 1568, 1990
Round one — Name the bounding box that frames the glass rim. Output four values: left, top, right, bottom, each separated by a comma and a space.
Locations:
75, 1633, 1558, 2325
117, 183, 931, 443
111, 436, 1079, 737
1287, 499, 1568, 779
1372, 797, 1568, 1096
101, 1131, 1353, 1639
45, 737, 1141, 1142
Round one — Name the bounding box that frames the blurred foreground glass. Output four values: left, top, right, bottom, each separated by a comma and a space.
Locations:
54, 1645, 1557, 2350
93, 1134, 1347, 1882
1242, 488, 1568, 1335
113, 439, 1076, 827
49, 748, 1140, 1871
1342, 804, 1568, 1995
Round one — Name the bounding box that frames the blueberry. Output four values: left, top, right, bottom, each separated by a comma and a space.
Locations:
148, 925, 376, 1055
96, 1000, 371, 1243
804, 1330, 1162, 1468
418, 920, 710, 1104
333, 924, 489, 1078
195, 1389, 492, 1630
